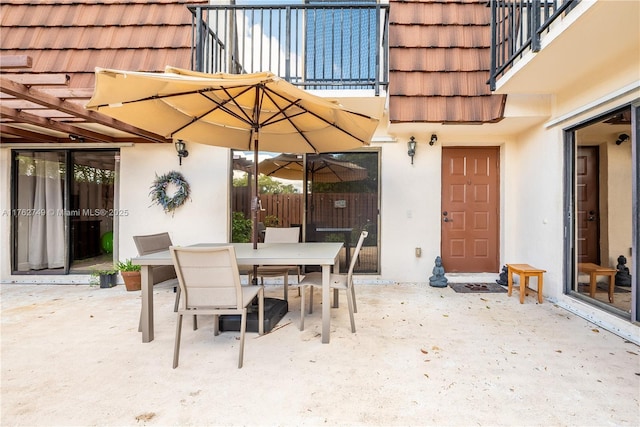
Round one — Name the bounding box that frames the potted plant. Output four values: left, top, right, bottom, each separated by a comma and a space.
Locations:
116, 259, 142, 291
91, 268, 118, 288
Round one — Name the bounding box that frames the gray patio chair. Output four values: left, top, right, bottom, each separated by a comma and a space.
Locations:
248, 226, 302, 305
133, 232, 190, 329
133, 232, 179, 306
170, 245, 264, 369
298, 231, 368, 332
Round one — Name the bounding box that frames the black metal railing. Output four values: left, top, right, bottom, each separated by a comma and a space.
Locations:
489, 0, 578, 90
187, 3, 389, 96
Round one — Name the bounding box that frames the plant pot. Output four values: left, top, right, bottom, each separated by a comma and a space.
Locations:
99, 273, 117, 288
121, 271, 142, 291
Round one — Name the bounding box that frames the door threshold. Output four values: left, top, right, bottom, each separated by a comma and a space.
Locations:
446, 272, 499, 283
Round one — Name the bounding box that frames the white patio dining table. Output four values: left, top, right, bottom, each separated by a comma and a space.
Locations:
132, 242, 343, 344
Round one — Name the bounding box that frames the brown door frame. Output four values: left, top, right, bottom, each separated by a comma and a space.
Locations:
441, 147, 500, 273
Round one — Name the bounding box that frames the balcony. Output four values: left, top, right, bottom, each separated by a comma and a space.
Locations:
489, 0, 640, 95
187, 3, 389, 96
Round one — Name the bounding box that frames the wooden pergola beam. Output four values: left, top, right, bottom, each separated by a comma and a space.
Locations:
0, 124, 62, 143
0, 77, 171, 144
1, 74, 69, 86
0, 55, 33, 69
1, 105, 117, 143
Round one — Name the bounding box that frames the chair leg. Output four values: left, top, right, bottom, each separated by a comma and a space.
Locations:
174, 287, 180, 312
345, 289, 356, 333
283, 271, 289, 303
173, 313, 183, 369
299, 285, 305, 331
258, 288, 264, 335
238, 309, 247, 369
193, 315, 198, 331
351, 282, 358, 314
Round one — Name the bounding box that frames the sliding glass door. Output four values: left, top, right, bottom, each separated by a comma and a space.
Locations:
12, 150, 117, 274
566, 105, 638, 321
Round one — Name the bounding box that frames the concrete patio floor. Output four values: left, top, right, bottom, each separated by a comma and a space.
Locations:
1, 281, 639, 426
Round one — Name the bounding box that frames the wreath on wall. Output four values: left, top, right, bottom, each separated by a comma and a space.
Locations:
149, 171, 191, 215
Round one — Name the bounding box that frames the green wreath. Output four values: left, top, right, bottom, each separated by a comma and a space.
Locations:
149, 171, 191, 215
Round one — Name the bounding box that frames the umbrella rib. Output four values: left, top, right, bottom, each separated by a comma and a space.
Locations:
169, 86, 257, 140
261, 85, 372, 145
259, 89, 319, 152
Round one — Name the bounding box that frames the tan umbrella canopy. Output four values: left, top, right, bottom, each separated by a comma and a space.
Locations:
258, 153, 368, 183
86, 66, 379, 248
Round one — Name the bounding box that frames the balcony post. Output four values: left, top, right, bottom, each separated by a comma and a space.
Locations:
532, 0, 542, 52
195, 7, 203, 72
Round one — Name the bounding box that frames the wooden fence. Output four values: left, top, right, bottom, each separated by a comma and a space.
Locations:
232, 187, 377, 230
232, 187, 379, 272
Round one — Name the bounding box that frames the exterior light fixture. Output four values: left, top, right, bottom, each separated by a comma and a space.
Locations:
430, 134, 437, 146
615, 133, 629, 145
175, 140, 189, 165
408, 136, 417, 164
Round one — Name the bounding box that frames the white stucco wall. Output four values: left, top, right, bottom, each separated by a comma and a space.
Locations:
376, 137, 442, 283
117, 142, 231, 262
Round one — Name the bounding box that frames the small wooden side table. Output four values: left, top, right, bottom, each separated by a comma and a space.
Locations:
578, 263, 616, 303
507, 264, 546, 304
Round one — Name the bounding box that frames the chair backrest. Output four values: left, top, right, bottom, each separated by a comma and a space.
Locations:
133, 232, 173, 255
347, 231, 369, 280
264, 227, 300, 243
170, 246, 243, 310
133, 232, 177, 283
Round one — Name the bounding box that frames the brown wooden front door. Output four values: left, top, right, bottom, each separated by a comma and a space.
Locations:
576, 146, 600, 264
441, 147, 499, 272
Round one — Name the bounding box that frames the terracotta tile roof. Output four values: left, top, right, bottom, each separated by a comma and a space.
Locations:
0, 0, 205, 89
389, 0, 506, 124
0, 0, 205, 144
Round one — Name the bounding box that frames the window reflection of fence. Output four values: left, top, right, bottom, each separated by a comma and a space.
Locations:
232, 188, 379, 272
232, 188, 377, 230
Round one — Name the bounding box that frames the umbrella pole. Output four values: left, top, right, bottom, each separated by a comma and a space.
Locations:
251, 133, 259, 284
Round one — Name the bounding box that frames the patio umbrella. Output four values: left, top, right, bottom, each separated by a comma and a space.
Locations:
86, 66, 379, 248
258, 153, 368, 183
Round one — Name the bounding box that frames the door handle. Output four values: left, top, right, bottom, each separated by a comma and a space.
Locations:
588, 210, 596, 221
443, 217, 453, 222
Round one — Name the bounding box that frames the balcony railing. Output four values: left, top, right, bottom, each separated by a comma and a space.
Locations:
187, 3, 389, 96
489, 0, 578, 90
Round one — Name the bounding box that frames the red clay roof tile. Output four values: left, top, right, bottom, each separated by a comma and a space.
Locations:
389, 0, 505, 124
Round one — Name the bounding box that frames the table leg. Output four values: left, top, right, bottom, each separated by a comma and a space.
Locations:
537, 273, 544, 303
322, 263, 331, 344
608, 273, 614, 303
589, 273, 597, 298
520, 274, 526, 304
141, 265, 154, 343
507, 267, 514, 297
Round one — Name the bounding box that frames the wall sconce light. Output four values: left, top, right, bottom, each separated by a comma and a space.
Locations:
407, 136, 417, 164
430, 134, 437, 146
175, 140, 189, 165
615, 133, 629, 145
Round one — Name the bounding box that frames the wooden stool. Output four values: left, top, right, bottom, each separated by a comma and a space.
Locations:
578, 263, 615, 303
506, 264, 546, 304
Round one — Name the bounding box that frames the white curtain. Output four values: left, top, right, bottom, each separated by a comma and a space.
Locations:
28, 153, 65, 269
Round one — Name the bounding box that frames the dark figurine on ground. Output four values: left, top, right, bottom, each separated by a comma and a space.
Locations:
429, 256, 448, 288
496, 265, 508, 286
615, 255, 632, 287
